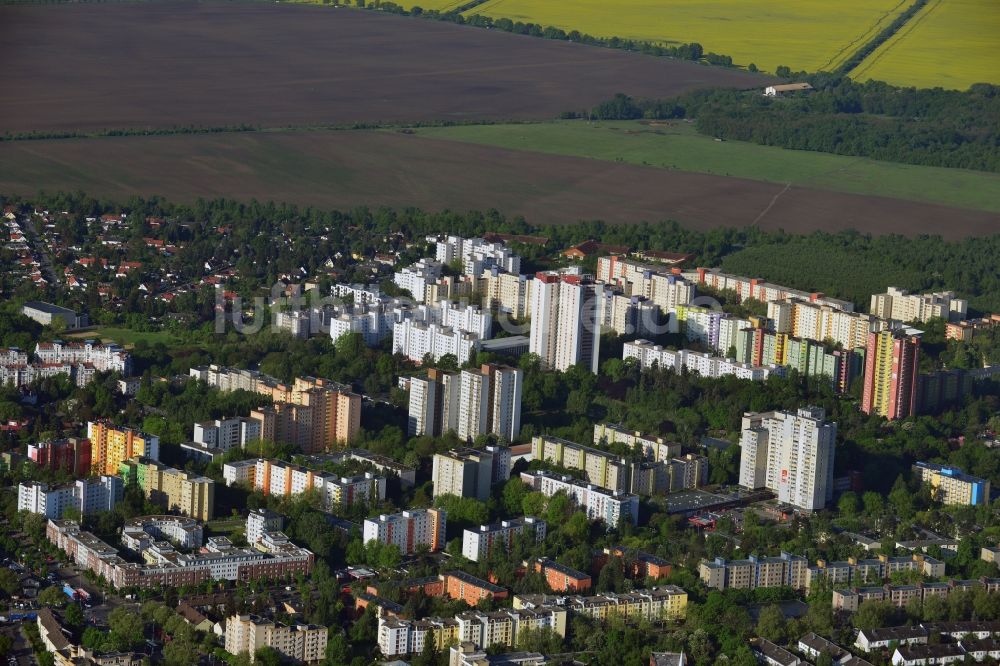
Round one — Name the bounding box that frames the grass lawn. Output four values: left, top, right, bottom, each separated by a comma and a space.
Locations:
412, 120, 1000, 213
65, 327, 184, 349
852, 0, 1000, 90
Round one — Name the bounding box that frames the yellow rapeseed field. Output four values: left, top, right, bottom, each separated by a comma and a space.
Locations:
461, 0, 911, 73
851, 0, 1000, 90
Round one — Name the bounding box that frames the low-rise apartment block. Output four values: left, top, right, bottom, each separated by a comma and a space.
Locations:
592, 424, 681, 462
34, 340, 131, 375
378, 604, 565, 657
533, 558, 592, 592
119, 457, 215, 521
226, 458, 386, 509
623, 340, 780, 382
514, 585, 688, 623
834, 578, 1000, 613
698, 553, 809, 591
363, 508, 447, 554
533, 434, 706, 496
225, 614, 327, 663
461, 517, 547, 562
913, 462, 990, 506
687, 268, 853, 311
47, 517, 313, 590
519, 470, 639, 527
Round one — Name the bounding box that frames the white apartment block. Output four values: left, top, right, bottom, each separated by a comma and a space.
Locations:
331, 283, 384, 307
519, 470, 639, 526
33, 340, 132, 375
18, 476, 123, 519
397, 300, 492, 339
432, 236, 521, 277
246, 509, 284, 546
362, 508, 447, 554
225, 614, 327, 663
623, 340, 779, 381
529, 272, 600, 374
223, 459, 257, 486
407, 365, 522, 442
462, 517, 547, 562
738, 407, 837, 511
685, 268, 854, 311
768, 298, 882, 350
193, 417, 261, 451
394, 259, 443, 302
871, 287, 968, 324
392, 320, 480, 365
328, 304, 398, 347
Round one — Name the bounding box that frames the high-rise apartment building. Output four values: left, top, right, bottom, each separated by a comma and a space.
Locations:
362, 508, 447, 554
407, 365, 522, 442
738, 407, 836, 511
861, 329, 921, 420
193, 417, 261, 451
529, 272, 600, 374
250, 378, 361, 453
87, 422, 160, 475
871, 287, 968, 324
478, 268, 533, 319
432, 447, 510, 500
18, 476, 123, 519
27, 438, 92, 477
119, 457, 215, 521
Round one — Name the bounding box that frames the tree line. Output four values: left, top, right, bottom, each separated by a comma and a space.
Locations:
587, 78, 1000, 172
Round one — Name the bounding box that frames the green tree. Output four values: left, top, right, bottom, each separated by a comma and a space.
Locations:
38, 586, 68, 608
755, 604, 786, 642
0, 568, 18, 596
64, 604, 85, 628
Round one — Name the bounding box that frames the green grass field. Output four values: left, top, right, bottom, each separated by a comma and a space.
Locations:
462, 0, 909, 73
412, 121, 1000, 212
851, 0, 1000, 90
66, 327, 184, 348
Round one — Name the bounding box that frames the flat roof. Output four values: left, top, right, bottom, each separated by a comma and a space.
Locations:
23, 300, 76, 315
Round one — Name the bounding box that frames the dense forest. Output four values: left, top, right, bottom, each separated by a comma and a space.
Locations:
587, 78, 1000, 172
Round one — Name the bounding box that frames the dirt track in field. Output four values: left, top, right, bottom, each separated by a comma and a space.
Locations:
1, 130, 996, 238
0, 0, 772, 133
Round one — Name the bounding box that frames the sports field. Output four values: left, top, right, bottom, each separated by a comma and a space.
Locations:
851, 0, 1000, 90
464, 0, 910, 73
413, 121, 1000, 213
